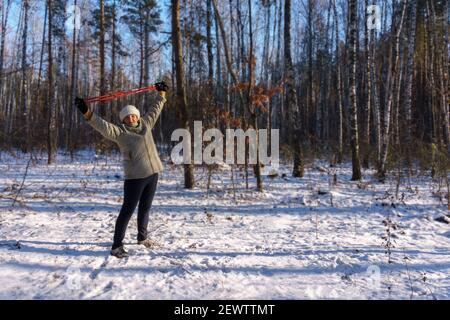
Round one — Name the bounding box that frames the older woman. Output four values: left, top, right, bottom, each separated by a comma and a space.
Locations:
75, 82, 168, 258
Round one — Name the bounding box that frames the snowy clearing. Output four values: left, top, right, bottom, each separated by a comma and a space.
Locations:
0, 151, 449, 300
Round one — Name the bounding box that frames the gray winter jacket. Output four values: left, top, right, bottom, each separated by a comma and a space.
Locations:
87, 94, 166, 180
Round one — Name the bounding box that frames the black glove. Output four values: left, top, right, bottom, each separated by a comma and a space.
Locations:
155, 81, 169, 92
75, 97, 88, 115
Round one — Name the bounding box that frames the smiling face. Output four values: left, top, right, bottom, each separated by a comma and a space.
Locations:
123, 114, 139, 126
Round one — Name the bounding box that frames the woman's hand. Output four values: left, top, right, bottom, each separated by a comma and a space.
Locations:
155, 81, 169, 100
75, 97, 88, 114
75, 97, 93, 120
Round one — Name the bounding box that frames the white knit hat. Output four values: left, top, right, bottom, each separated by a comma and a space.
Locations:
119, 105, 140, 122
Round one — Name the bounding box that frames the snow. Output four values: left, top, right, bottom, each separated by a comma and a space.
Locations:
0, 150, 449, 300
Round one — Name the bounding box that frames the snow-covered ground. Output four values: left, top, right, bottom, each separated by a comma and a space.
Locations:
0, 150, 449, 300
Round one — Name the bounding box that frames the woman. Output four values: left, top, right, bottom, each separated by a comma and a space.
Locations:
75, 82, 168, 258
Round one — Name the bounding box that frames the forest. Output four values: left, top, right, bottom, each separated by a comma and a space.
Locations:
0, 0, 448, 189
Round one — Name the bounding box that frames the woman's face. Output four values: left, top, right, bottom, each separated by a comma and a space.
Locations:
123, 114, 139, 126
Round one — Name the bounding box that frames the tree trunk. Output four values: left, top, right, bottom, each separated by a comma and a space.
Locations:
378, 0, 407, 180
247, 0, 263, 191
285, 0, 304, 177
0, 0, 11, 99
68, 0, 79, 157
370, 0, 381, 169
172, 0, 195, 189
99, 0, 106, 118
333, 0, 344, 163
404, 0, 417, 169
206, 0, 214, 87
424, 1, 440, 178
37, 2, 47, 94
21, 0, 29, 152
307, 0, 314, 142
111, 0, 117, 119
144, 9, 150, 107
47, 0, 56, 164
348, 0, 362, 181
362, 0, 372, 168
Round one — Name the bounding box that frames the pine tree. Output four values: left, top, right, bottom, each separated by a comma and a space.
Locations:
121, 0, 162, 91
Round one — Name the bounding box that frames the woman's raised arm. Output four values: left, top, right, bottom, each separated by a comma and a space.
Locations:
75, 97, 123, 142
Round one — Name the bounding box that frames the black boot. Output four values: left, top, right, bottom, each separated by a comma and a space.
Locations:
110, 246, 129, 258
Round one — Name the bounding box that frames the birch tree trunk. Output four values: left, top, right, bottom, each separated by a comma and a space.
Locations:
371, 0, 381, 169
348, 0, 362, 181
363, 0, 372, 168
404, 0, 417, 168
378, 0, 407, 180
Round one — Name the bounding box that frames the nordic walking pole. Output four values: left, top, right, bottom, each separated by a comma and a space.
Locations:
84, 84, 157, 104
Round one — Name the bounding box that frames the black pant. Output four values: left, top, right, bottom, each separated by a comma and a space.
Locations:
112, 173, 159, 250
